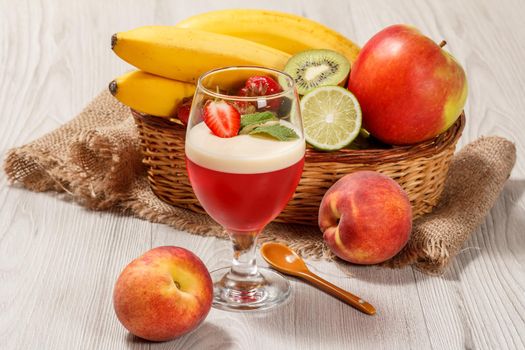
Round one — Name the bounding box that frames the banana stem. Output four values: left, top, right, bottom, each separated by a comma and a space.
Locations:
111, 34, 118, 50
108, 80, 118, 95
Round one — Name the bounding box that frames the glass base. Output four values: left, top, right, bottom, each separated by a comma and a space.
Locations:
210, 267, 291, 312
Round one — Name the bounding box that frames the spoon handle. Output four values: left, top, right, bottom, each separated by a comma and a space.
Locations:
299, 271, 376, 315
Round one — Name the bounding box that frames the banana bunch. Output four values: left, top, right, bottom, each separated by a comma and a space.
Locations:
110, 9, 360, 118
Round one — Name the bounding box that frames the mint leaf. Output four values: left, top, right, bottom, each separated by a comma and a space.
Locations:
240, 112, 299, 140
240, 112, 278, 129
249, 124, 299, 141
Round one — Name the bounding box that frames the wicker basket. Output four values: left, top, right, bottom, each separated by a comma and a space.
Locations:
132, 109, 465, 225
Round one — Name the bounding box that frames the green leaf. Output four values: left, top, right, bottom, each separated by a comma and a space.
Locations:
240, 112, 278, 129
249, 124, 299, 141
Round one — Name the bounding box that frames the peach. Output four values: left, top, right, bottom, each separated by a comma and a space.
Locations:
113, 246, 213, 341
319, 171, 412, 264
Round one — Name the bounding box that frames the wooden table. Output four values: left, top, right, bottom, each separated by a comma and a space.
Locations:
1, 0, 524, 349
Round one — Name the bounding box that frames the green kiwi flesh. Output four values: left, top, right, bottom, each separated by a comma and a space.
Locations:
282, 49, 350, 95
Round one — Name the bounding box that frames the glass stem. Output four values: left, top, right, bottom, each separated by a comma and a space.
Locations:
228, 230, 260, 277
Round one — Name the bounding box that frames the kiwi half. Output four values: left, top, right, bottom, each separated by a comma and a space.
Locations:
282, 49, 350, 95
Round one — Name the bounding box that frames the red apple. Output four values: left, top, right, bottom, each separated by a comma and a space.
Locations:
176, 97, 192, 125
348, 24, 467, 145
319, 171, 412, 264
113, 246, 213, 341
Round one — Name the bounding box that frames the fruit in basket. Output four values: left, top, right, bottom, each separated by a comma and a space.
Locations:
109, 70, 195, 117
203, 100, 241, 138
319, 171, 412, 264
176, 97, 193, 125
283, 49, 351, 95
175, 9, 360, 64
299, 86, 361, 150
111, 26, 290, 83
113, 246, 213, 342
348, 24, 468, 145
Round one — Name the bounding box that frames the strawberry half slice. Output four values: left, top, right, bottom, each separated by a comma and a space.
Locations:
203, 100, 240, 138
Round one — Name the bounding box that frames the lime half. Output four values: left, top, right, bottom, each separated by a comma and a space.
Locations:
299, 86, 362, 151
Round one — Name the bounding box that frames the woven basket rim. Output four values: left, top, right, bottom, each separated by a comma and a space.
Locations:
131, 109, 465, 164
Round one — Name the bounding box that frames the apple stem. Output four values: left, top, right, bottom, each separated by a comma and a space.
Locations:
439, 40, 447, 48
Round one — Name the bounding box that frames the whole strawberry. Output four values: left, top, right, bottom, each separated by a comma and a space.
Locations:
238, 76, 283, 111
234, 87, 257, 114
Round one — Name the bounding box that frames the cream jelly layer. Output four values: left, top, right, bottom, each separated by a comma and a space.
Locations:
185, 120, 305, 174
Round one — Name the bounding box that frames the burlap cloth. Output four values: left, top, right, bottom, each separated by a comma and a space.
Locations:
4, 91, 516, 274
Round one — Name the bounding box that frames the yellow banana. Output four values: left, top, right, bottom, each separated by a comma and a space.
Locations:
176, 9, 360, 64
109, 70, 195, 117
111, 26, 291, 83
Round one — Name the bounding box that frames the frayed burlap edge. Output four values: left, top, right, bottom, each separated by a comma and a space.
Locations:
384, 136, 516, 274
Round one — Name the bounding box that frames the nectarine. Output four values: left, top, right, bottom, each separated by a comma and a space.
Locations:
319, 171, 412, 264
113, 246, 213, 341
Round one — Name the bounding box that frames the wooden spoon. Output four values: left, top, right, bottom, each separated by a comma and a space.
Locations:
260, 242, 376, 315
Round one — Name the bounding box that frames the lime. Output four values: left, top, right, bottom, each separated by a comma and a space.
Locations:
299, 86, 362, 151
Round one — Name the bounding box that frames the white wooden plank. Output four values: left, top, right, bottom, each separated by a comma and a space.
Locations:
0, 185, 151, 349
